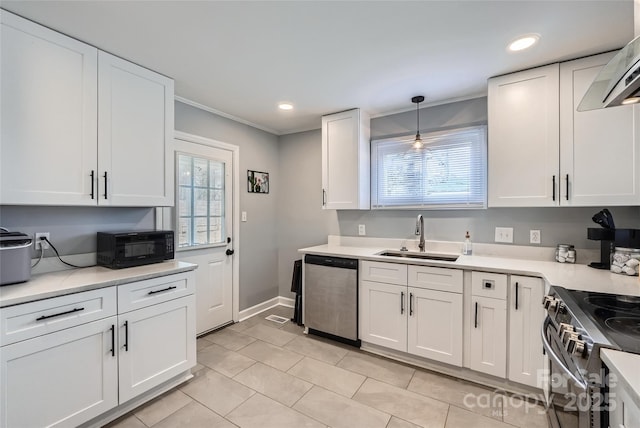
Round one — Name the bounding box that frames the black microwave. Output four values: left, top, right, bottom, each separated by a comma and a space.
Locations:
97, 230, 174, 269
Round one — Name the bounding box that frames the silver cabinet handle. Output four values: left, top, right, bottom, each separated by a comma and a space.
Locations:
409, 293, 414, 316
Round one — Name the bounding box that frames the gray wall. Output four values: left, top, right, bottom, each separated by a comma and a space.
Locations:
0, 206, 155, 258
277, 130, 339, 297
275, 97, 640, 298
174, 101, 280, 310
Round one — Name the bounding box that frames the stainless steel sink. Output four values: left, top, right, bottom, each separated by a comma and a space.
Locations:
377, 251, 459, 262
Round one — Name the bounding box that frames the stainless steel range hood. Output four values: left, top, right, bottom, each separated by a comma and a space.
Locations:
578, 35, 640, 111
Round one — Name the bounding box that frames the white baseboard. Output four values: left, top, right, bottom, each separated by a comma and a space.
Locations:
238, 296, 296, 321
278, 296, 295, 308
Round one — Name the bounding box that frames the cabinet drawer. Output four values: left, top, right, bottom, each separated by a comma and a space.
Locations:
472, 271, 507, 299
117, 272, 194, 313
1, 287, 117, 346
360, 261, 407, 285
408, 265, 463, 293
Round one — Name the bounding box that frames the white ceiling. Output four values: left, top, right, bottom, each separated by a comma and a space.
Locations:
2, 1, 634, 135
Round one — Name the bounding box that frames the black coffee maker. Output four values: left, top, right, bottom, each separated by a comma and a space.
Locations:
588, 209, 640, 269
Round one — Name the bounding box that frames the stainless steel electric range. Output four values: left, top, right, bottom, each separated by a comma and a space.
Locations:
542, 286, 640, 428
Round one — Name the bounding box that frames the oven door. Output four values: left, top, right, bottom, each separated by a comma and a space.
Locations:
541, 316, 598, 428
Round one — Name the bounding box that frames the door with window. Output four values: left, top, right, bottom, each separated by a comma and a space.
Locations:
172, 137, 234, 335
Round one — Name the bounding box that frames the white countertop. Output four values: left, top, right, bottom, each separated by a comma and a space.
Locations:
601, 349, 640, 406
299, 237, 640, 296
0, 261, 197, 308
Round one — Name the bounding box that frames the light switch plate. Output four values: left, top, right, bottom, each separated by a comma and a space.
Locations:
241, 211, 247, 222
495, 227, 513, 243
358, 224, 366, 236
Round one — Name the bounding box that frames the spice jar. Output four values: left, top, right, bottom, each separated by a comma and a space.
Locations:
610, 247, 640, 276
556, 244, 576, 263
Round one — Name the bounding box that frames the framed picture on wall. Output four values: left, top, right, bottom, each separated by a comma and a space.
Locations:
247, 170, 269, 194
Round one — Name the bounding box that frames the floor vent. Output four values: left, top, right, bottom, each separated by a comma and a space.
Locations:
265, 314, 289, 325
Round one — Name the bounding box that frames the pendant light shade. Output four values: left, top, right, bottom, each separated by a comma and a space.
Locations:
412, 95, 425, 149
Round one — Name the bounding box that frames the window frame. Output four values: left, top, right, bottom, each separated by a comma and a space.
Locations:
174, 151, 227, 251
371, 125, 487, 210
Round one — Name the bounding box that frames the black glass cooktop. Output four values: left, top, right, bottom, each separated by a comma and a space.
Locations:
569, 290, 640, 354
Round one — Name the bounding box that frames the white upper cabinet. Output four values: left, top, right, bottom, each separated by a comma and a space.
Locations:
488, 64, 560, 207
322, 108, 370, 210
489, 53, 640, 207
559, 52, 640, 206
98, 51, 174, 206
0, 11, 174, 207
0, 11, 98, 206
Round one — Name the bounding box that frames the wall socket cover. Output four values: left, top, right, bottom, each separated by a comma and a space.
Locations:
358, 224, 366, 236
34, 232, 50, 250
530, 230, 541, 244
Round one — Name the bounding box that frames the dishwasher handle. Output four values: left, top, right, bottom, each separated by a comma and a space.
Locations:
304, 254, 358, 269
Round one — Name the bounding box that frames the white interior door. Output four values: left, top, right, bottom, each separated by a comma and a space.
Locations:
170, 137, 235, 335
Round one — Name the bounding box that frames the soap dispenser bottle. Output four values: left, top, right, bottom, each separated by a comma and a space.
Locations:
463, 231, 473, 255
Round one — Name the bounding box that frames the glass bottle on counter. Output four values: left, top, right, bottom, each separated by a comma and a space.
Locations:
462, 231, 472, 255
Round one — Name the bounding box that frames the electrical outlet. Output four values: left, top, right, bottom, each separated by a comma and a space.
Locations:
35, 232, 50, 250
530, 230, 541, 244
494, 227, 513, 243
358, 224, 366, 236
241, 211, 247, 222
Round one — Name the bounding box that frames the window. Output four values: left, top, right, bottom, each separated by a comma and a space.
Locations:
371, 125, 487, 209
176, 153, 225, 248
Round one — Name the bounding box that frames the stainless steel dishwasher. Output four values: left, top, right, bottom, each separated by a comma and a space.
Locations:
304, 254, 359, 346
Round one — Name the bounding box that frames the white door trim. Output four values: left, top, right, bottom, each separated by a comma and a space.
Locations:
156, 130, 240, 323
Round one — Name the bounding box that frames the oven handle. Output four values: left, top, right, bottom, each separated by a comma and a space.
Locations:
541, 317, 588, 391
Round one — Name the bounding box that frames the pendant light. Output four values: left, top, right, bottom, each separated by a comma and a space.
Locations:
412, 95, 425, 149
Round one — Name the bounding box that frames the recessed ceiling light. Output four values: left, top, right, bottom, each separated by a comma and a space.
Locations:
508, 34, 540, 52
278, 102, 293, 111
622, 97, 640, 105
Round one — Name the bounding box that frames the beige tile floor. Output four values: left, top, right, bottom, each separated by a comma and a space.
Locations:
106, 306, 549, 428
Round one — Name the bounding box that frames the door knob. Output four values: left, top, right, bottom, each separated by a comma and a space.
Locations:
226, 249, 235, 256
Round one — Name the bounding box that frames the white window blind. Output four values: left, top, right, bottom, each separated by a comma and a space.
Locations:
371, 125, 487, 209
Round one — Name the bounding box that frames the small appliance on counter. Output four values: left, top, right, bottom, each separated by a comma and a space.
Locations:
0, 230, 33, 286
97, 230, 174, 269
587, 209, 640, 270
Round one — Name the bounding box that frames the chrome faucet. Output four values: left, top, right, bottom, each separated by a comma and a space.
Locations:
415, 214, 425, 252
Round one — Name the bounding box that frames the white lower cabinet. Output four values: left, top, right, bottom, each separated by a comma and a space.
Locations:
360, 280, 407, 352
360, 262, 546, 388
609, 381, 640, 428
508, 276, 545, 388
0, 271, 196, 428
360, 262, 463, 366
0, 317, 118, 428
118, 295, 196, 403
407, 287, 463, 366
469, 271, 508, 378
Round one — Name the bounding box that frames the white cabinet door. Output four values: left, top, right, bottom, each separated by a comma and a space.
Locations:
560, 53, 640, 206
0, 316, 117, 428
469, 296, 507, 378
0, 11, 98, 205
508, 276, 545, 388
407, 287, 463, 366
488, 64, 560, 207
98, 51, 174, 207
322, 108, 370, 210
118, 295, 195, 403
360, 280, 406, 352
